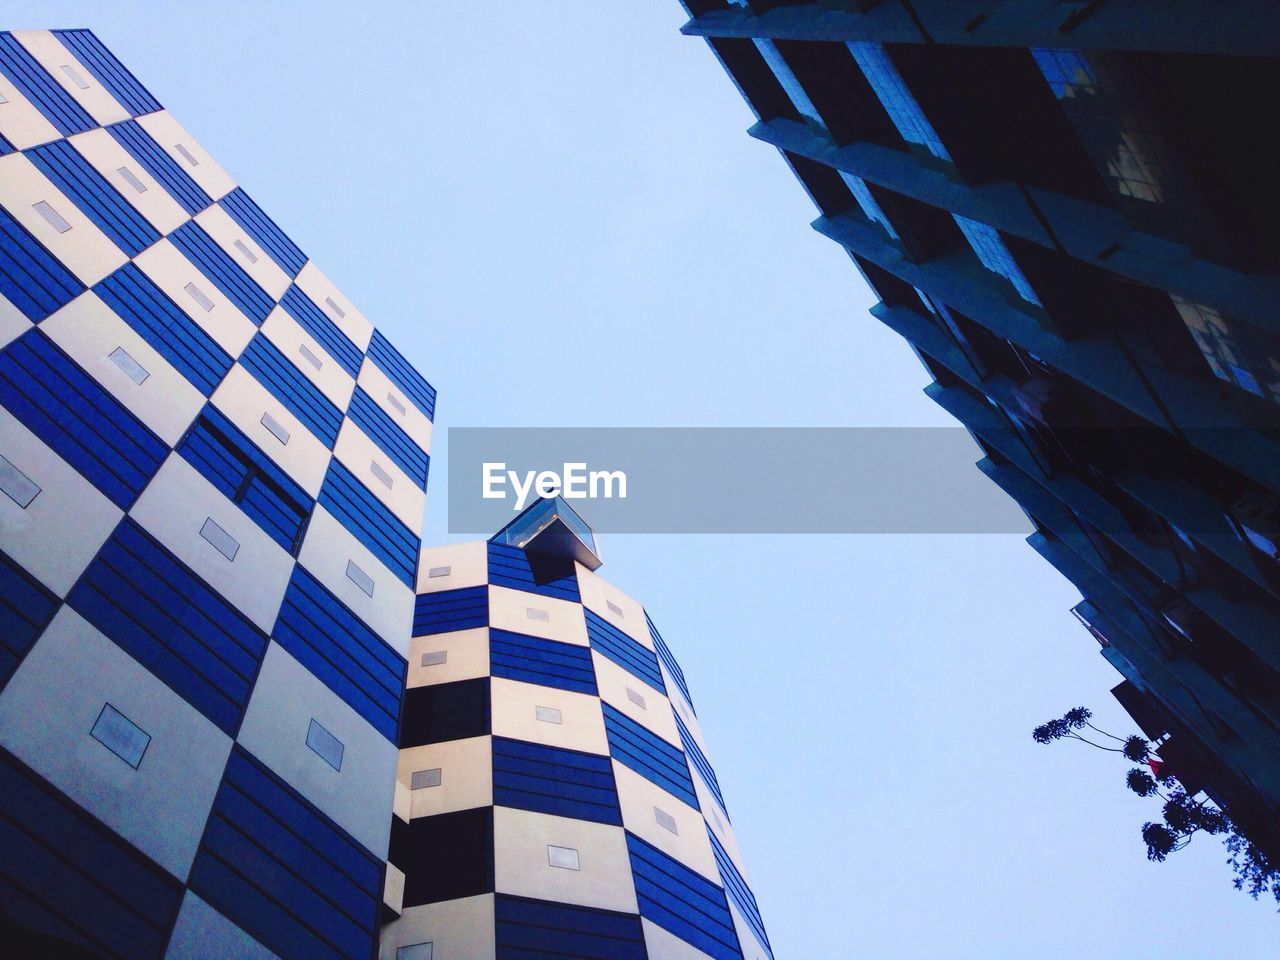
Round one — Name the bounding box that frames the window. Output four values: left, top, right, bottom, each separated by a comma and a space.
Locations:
410, 768, 442, 789
324, 296, 346, 319
626, 687, 647, 709
60, 63, 90, 89
33, 200, 71, 234
526, 607, 550, 623
370, 460, 394, 489
1031, 48, 1096, 100
420, 650, 447, 666
427, 565, 451, 578
1172, 295, 1280, 405
259, 411, 290, 445
952, 214, 1042, 306
606, 599, 624, 617
200, 517, 240, 561
547, 845, 580, 870
345, 559, 374, 597
535, 705, 562, 725
91, 703, 150, 769
174, 143, 200, 167
654, 807, 679, 835
297, 343, 323, 370
0, 454, 40, 508
117, 166, 147, 193
232, 238, 258, 264
386, 392, 407, 415
108, 346, 149, 385
847, 42, 952, 162
184, 281, 214, 312
397, 943, 433, 960
305, 718, 344, 771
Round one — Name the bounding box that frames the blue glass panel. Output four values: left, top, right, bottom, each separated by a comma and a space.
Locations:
170, 221, 274, 325
0, 204, 84, 321
709, 828, 773, 959
495, 894, 646, 960
240, 336, 343, 447
490, 629, 597, 695
627, 832, 743, 960
674, 710, 727, 815
952, 214, 1042, 306
492, 737, 620, 825
602, 703, 697, 809
0, 548, 59, 689
413, 586, 488, 635
279, 285, 361, 376
586, 610, 665, 692
366, 329, 436, 421
347, 386, 428, 488
647, 614, 695, 713
487, 542, 579, 600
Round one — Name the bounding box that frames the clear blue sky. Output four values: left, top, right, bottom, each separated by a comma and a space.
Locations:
12, 2, 1276, 955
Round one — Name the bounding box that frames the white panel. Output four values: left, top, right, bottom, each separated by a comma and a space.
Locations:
356, 358, 433, 454
194, 205, 290, 299
0, 290, 30, 348
592, 653, 680, 745
165, 892, 279, 960
294, 261, 373, 350
260, 306, 355, 409
575, 565, 651, 646
135, 110, 236, 200
692, 770, 745, 877
488, 585, 587, 646
12, 31, 131, 125
383, 862, 406, 917
129, 456, 294, 633
334, 419, 425, 530
493, 807, 636, 913
397, 736, 492, 819
68, 128, 188, 234
41, 291, 203, 445
0, 608, 232, 879
379, 895, 495, 960
237, 642, 398, 858
210, 365, 330, 496
0, 69, 61, 148
407, 628, 488, 688
134, 239, 256, 358
490, 677, 606, 756
612, 762, 719, 882
0, 406, 121, 595
416, 541, 485, 593
297, 505, 413, 655
642, 918, 720, 960
0, 152, 127, 285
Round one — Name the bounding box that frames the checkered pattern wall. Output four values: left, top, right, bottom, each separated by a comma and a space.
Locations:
0, 29, 435, 959
387, 539, 773, 960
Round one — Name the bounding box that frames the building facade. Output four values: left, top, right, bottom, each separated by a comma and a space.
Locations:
382, 497, 772, 960
679, 1, 1280, 860
0, 29, 434, 959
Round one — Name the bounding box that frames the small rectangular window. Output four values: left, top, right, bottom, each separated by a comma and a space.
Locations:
185, 282, 214, 312
428, 565, 451, 578
0, 92, 9, 104
526, 607, 550, 623
91, 703, 150, 769
0, 454, 41, 508
397, 943, 433, 960
324, 296, 346, 319
60, 64, 90, 89
199, 517, 240, 561
345, 559, 375, 597
233, 239, 258, 264
654, 807, 679, 835
260, 411, 290, 445
370, 460, 394, 489
410, 768, 442, 789
386, 392, 407, 415
33, 200, 71, 234
174, 143, 200, 167
306, 718, 344, 771
420, 650, 447, 666
535, 705, 562, 725
547, 845, 580, 870
606, 599, 624, 617
117, 166, 147, 193
297, 344, 323, 370
108, 346, 149, 385
626, 688, 647, 709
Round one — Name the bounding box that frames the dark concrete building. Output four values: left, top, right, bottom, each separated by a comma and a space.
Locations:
679, 0, 1280, 861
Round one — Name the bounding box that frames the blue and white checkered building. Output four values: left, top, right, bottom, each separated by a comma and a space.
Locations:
0, 28, 433, 959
